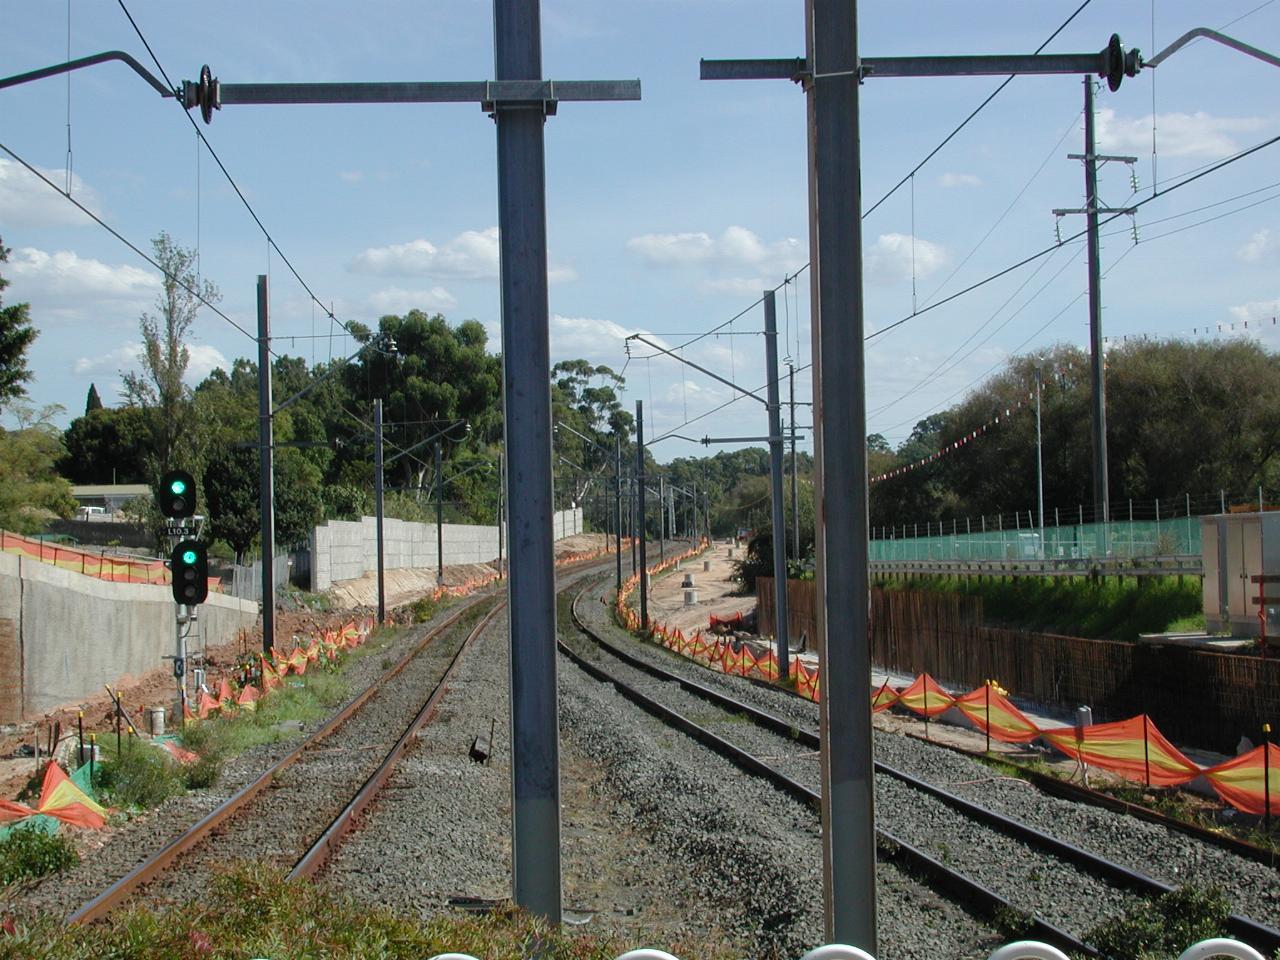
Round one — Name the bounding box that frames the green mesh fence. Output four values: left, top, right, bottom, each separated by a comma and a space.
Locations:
869, 517, 1202, 562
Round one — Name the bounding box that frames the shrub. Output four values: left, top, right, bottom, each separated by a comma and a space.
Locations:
0, 826, 79, 885
1086, 885, 1230, 960
93, 742, 187, 809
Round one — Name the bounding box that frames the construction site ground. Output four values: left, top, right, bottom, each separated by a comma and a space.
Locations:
641, 539, 756, 638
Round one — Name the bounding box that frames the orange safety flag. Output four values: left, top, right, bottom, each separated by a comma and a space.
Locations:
1040, 715, 1200, 787
158, 740, 200, 765
895, 673, 956, 717
260, 658, 281, 692
288, 647, 308, 675
196, 689, 221, 719
36, 762, 108, 829
871, 682, 900, 713
235, 684, 261, 712
216, 677, 236, 706
182, 699, 196, 723
954, 687, 1041, 744
0, 798, 36, 823
1202, 742, 1280, 815
304, 641, 320, 663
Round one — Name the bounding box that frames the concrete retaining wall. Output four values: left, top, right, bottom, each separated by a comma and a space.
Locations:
0, 552, 258, 720
309, 508, 583, 592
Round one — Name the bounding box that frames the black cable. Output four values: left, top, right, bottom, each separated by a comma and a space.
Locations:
0, 139, 262, 348
647, 1, 1096, 359
863, 0, 1095, 219
115, 0, 366, 345
867, 128, 1280, 342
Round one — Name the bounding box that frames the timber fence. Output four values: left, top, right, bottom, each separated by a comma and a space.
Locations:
757, 579, 1278, 755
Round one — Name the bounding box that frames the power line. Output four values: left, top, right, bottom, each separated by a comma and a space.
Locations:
634, 2, 1097, 366
0, 139, 262, 348
863, 0, 1096, 220
866, 128, 1280, 343
114, 0, 368, 348
874, 243, 1138, 438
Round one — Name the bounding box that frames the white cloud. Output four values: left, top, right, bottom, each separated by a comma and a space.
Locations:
1237, 228, 1276, 264
864, 233, 948, 285
74, 343, 143, 377
352, 229, 500, 279
0, 159, 102, 228
351, 227, 574, 284
74, 341, 228, 387
186, 344, 229, 382
1228, 299, 1280, 324
367, 285, 458, 315
1095, 108, 1269, 159
627, 226, 804, 274
938, 172, 982, 189
551, 313, 653, 361
338, 170, 364, 183
7, 247, 159, 308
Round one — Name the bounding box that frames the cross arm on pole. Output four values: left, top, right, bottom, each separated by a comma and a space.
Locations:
702, 34, 1142, 91
181, 69, 640, 123
627, 333, 767, 406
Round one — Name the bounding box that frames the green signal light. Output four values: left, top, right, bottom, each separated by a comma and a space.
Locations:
170, 479, 188, 495
181, 549, 198, 564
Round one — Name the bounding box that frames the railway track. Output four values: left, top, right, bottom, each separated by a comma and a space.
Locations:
564, 579, 1280, 956
56, 553, 620, 926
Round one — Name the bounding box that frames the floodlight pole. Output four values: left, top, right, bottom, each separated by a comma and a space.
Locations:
615, 434, 624, 593
764, 290, 791, 675
256, 275, 276, 656
636, 400, 649, 629
701, 10, 1139, 948
374, 399, 386, 623
790, 364, 800, 560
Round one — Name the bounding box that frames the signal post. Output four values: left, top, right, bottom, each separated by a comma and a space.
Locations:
159, 469, 208, 717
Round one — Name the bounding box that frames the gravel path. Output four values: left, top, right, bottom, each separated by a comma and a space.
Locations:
3, 594, 496, 921
575, 582, 1280, 936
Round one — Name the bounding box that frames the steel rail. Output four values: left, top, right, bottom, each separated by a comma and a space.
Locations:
290, 553, 630, 879
562, 588, 1091, 955
290, 601, 506, 878
67, 591, 499, 925
567, 584, 1280, 956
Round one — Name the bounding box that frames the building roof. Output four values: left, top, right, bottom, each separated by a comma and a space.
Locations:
70, 484, 151, 498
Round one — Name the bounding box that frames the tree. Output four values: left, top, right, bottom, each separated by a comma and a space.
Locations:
59, 405, 150, 484
0, 239, 38, 414
551, 359, 632, 514
122, 232, 220, 479
347, 311, 501, 496
0, 404, 76, 534
85, 383, 103, 415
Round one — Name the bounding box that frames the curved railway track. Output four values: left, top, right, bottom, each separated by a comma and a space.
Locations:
563, 580, 1280, 957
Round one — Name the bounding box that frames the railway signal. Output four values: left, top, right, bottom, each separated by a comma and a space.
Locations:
170, 541, 209, 605
158, 470, 197, 519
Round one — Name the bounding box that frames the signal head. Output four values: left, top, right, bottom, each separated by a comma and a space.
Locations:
158, 470, 197, 519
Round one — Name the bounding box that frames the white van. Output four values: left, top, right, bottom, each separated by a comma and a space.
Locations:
75, 506, 106, 521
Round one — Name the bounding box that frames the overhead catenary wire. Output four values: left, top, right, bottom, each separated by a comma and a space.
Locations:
866, 128, 1280, 344
0, 139, 263, 349
113, 0, 369, 348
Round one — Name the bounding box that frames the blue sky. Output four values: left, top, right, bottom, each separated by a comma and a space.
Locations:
3, 1, 1278, 463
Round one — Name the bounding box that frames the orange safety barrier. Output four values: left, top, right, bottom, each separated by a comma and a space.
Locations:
0, 529, 222, 593
0, 761, 109, 830
615, 560, 1277, 816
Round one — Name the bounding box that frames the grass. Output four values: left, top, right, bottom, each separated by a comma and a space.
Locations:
0, 864, 743, 959
177, 669, 352, 763
876, 574, 1203, 641
0, 825, 78, 886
